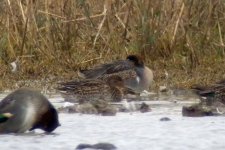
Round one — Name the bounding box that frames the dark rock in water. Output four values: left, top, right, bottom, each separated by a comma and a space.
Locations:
160, 117, 171, 121
92, 143, 117, 150
76, 144, 92, 149
76, 142, 117, 150
139, 102, 151, 113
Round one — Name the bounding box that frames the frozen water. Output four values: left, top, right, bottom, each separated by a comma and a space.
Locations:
1, 92, 225, 150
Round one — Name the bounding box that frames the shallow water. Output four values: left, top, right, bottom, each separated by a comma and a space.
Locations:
1, 91, 225, 150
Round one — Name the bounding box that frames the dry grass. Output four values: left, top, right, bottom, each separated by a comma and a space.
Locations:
1, 0, 225, 91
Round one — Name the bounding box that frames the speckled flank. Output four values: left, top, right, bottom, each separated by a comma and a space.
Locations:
57, 76, 125, 103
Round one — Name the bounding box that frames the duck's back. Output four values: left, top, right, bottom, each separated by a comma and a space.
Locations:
78, 60, 133, 79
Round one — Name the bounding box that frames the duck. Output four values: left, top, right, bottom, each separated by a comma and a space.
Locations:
0, 88, 60, 133
78, 55, 153, 93
191, 80, 225, 105
57, 75, 126, 103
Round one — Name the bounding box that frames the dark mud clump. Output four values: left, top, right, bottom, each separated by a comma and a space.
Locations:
76, 142, 117, 150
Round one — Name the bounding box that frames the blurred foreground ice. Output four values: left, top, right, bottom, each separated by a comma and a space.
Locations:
1, 90, 225, 150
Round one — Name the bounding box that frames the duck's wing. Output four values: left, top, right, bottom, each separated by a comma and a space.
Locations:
98, 69, 137, 81
105, 60, 134, 74
78, 64, 112, 79
78, 60, 134, 79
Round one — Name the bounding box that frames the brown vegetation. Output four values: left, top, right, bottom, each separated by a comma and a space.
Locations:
1, 0, 225, 90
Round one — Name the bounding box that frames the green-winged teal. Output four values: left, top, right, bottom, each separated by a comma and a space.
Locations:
78, 55, 153, 93
0, 88, 60, 133
57, 75, 126, 103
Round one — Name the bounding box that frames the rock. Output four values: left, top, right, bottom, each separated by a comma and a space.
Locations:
140, 90, 156, 97
160, 117, 171, 121
100, 106, 117, 116
159, 85, 169, 93
57, 105, 78, 113
76, 142, 117, 150
118, 99, 137, 112
139, 102, 151, 113
77, 103, 98, 114
92, 99, 109, 111
58, 100, 117, 116
76, 144, 92, 149
92, 100, 117, 116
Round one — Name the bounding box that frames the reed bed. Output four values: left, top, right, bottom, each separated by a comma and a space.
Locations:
1, 0, 225, 90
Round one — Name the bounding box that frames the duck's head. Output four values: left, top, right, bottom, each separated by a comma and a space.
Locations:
106, 76, 124, 88
30, 106, 60, 133
43, 107, 60, 133
126, 55, 144, 67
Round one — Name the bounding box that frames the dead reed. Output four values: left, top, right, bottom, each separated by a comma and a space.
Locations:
1, 0, 225, 90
